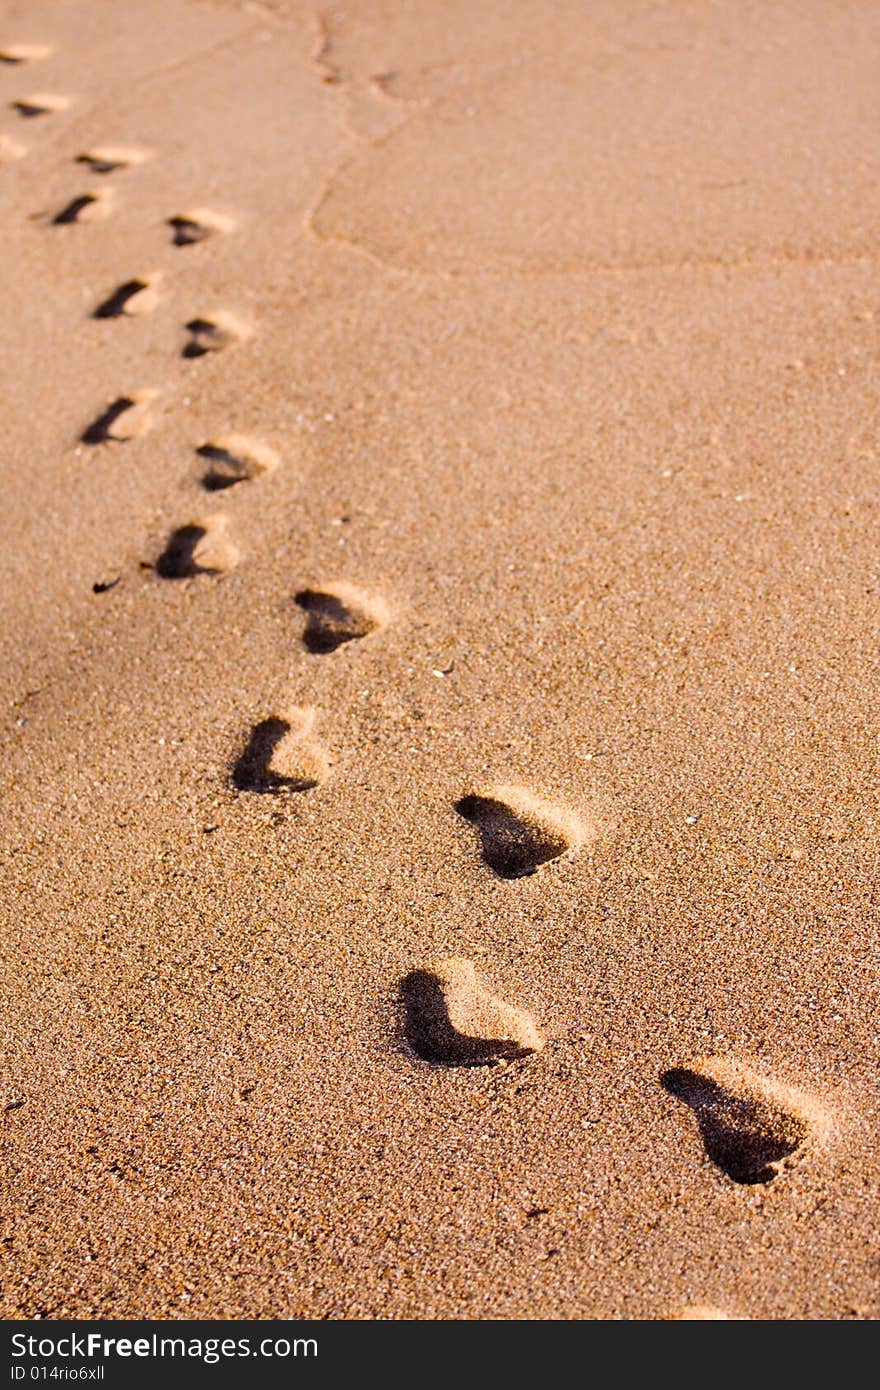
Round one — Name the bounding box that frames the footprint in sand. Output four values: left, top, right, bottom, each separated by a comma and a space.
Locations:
168, 208, 236, 246
183, 312, 252, 358
81, 389, 157, 444
156, 514, 239, 579
77, 145, 151, 174
0, 133, 26, 162
53, 187, 112, 225
198, 434, 279, 491
12, 93, 71, 118
295, 582, 390, 654
661, 1057, 831, 1186
93, 274, 161, 319
0, 44, 54, 64
233, 706, 329, 793
455, 785, 586, 879
400, 957, 544, 1067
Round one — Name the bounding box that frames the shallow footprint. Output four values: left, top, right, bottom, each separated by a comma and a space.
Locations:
53, 187, 112, 225
77, 145, 151, 174
183, 312, 252, 358
455, 785, 586, 879
156, 514, 239, 579
400, 957, 544, 1067
0, 133, 26, 162
12, 92, 71, 117
81, 389, 157, 443
198, 434, 279, 490
168, 208, 236, 246
661, 1057, 830, 1186
233, 706, 329, 793
93, 274, 161, 319
295, 582, 390, 654
0, 44, 54, 64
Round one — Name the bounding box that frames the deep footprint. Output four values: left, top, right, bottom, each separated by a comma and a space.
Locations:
156, 515, 239, 579
168, 208, 236, 246
183, 312, 252, 358
455, 785, 586, 879
661, 1057, 829, 1186
93, 275, 161, 319
81, 390, 156, 444
198, 435, 279, 490
53, 188, 112, 225
233, 707, 329, 793
400, 957, 544, 1067
295, 582, 390, 654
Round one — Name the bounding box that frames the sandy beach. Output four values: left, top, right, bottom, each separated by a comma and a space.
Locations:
0, 0, 878, 1319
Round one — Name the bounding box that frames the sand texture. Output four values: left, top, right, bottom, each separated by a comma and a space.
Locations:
0, 0, 878, 1320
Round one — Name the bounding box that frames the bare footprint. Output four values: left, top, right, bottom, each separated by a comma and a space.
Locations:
0, 44, 55, 64
156, 514, 239, 579
661, 1057, 831, 1186
295, 582, 390, 654
53, 187, 112, 225
183, 312, 252, 358
77, 145, 151, 174
198, 434, 280, 491
400, 957, 544, 1067
455, 785, 586, 879
168, 208, 236, 246
81, 389, 157, 444
94, 274, 161, 319
233, 706, 329, 793
0, 133, 26, 162
12, 93, 71, 118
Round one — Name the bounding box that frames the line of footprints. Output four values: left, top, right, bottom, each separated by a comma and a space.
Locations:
3, 39, 835, 1321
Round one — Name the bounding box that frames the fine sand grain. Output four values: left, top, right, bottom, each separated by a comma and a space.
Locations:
0, 0, 878, 1321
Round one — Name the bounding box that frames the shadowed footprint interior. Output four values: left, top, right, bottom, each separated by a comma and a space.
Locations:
81, 392, 153, 444
156, 516, 238, 579
400, 958, 544, 1067
53, 190, 110, 225
455, 786, 585, 879
94, 276, 160, 318
198, 435, 279, 490
233, 709, 328, 793
661, 1063, 813, 1185
295, 582, 389, 654
168, 209, 236, 246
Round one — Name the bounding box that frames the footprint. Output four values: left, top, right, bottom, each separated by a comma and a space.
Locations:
198, 434, 279, 491
168, 208, 236, 246
294, 582, 390, 654
0, 133, 26, 162
53, 188, 112, 225
233, 706, 329, 793
81, 389, 157, 444
93, 274, 161, 319
0, 44, 54, 64
661, 1057, 831, 1186
12, 93, 71, 117
400, 957, 544, 1067
455, 785, 586, 879
77, 145, 151, 174
156, 514, 239, 579
183, 312, 252, 358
